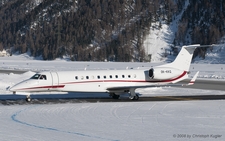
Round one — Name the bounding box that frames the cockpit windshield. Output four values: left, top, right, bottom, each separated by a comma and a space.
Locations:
30, 74, 47, 80
30, 74, 41, 79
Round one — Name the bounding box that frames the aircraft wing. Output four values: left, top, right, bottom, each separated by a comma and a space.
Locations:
107, 84, 162, 92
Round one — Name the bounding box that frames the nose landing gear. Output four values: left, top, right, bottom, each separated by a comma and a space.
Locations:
26, 95, 31, 102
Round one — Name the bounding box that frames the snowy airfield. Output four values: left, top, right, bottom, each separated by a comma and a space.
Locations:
0, 55, 225, 141
1, 101, 225, 141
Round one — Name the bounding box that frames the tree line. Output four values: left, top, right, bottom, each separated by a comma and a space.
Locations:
0, 0, 184, 61
2, 0, 219, 61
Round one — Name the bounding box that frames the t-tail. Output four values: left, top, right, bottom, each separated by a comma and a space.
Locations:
159, 44, 200, 71
154, 44, 203, 83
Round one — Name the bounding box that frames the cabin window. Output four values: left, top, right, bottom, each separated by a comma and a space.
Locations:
81, 76, 84, 80
86, 76, 89, 79
109, 75, 112, 78
128, 75, 131, 78
104, 76, 106, 79
115, 75, 118, 78
134, 74, 136, 78
122, 75, 125, 78
75, 76, 78, 80
97, 76, 100, 79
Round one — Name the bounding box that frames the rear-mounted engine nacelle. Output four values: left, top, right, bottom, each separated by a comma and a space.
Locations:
148, 67, 185, 80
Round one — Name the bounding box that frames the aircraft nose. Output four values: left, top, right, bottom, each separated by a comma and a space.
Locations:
9, 85, 16, 92
9, 80, 30, 92
9, 83, 23, 92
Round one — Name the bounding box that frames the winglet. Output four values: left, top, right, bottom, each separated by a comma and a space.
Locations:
187, 71, 199, 85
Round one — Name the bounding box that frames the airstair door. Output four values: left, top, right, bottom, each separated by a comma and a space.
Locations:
50, 72, 59, 89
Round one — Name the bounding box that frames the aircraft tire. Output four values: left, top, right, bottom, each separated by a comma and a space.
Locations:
131, 94, 139, 100
26, 98, 31, 102
26, 95, 31, 102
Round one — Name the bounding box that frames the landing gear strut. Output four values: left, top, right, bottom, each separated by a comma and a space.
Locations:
26, 95, 31, 102
129, 88, 139, 100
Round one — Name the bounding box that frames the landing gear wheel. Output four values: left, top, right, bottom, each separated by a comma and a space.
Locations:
26, 95, 31, 102
130, 94, 139, 100
111, 93, 120, 99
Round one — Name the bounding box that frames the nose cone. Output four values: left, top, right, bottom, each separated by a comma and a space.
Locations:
9, 86, 14, 92
9, 84, 20, 93
9, 80, 29, 93
9, 83, 32, 95
9, 80, 33, 95
8, 84, 19, 94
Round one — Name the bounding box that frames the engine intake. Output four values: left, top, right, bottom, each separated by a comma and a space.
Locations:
149, 68, 154, 78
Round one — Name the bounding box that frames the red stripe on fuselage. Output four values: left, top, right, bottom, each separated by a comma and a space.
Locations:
61, 71, 187, 84
18, 85, 65, 91
156, 71, 187, 83
17, 71, 187, 91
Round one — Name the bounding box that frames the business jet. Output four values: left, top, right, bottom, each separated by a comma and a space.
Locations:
10, 44, 203, 102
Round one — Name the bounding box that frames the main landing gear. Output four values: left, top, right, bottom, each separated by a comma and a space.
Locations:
129, 88, 139, 100
129, 94, 139, 100
110, 88, 139, 100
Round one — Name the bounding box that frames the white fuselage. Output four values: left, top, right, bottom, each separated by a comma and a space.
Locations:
9, 67, 187, 94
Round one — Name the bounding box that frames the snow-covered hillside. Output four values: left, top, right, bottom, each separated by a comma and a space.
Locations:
143, 0, 190, 63
143, 0, 225, 64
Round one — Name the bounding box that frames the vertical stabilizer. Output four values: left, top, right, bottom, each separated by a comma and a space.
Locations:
159, 44, 200, 71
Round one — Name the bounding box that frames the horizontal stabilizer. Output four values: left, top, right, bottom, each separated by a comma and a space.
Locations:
187, 71, 199, 85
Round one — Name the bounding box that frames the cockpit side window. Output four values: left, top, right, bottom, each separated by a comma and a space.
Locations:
39, 75, 47, 80
30, 74, 41, 79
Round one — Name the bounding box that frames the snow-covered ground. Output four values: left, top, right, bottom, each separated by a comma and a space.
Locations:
1, 101, 224, 141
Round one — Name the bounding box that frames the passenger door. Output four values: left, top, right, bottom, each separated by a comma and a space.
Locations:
50, 72, 59, 90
